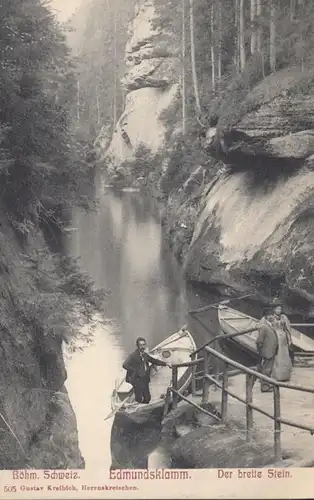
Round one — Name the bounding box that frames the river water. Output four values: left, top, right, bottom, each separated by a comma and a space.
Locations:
63, 181, 216, 470
61, 173, 314, 471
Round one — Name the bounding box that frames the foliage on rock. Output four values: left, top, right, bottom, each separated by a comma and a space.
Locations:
0, 0, 104, 469
67, 0, 137, 140
0, 0, 94, 223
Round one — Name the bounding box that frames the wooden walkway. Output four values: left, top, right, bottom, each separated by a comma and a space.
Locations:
204, 366, 314, 462
165, 329, 314, 465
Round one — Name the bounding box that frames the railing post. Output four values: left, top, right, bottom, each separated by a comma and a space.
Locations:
202, 348, 210, 404
246, 373, 254, 441
191, 354, 197, 397
214, 339, 219, 390
172, 366, 178, 409
221, 361, 228, 422
273, 385, 281, 462
163, 387, 171, 417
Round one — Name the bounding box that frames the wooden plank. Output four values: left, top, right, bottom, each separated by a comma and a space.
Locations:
189, 304, 221, 315
294, 351, 314, 356
188, 294, 252, 315
222, 317, 257, 321
246, 373, 254, 441
221, 362, 228, 422
202, 348, 210, 404
291, 323, 314, 327
171, 389, 220, 422
171, 357, 203, 368
206, 368, 314, 461
163, 387, 171, 417
191, 354, 197, 396
172, 367, 178, 409
278, 417, 314, 433
273, 386, 281, 462
191, 365, 197, 396
205, 373, 276, 419
205, 345, 314, 394
206, 372, 314, 435
213, 339, 220, 391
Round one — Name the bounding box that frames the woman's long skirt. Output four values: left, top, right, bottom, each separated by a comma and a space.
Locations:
272, 330, 292, 382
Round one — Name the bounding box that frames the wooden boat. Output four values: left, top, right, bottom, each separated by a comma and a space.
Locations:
218, 305, 314, 357
110, 328, 197, 424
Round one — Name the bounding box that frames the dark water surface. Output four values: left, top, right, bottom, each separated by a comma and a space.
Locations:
68, 185, 205, 349
63, 179, 220, 469
61, 170, 314, 470
63, 178, 262, 469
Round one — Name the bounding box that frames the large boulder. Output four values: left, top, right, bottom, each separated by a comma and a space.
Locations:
266, 130, 314, 159
206, 68, 314, 164
171, 426, 273, 468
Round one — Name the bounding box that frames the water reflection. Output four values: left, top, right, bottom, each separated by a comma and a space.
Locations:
65, 184, 191, 469
64, 323, 123, 471
68, 187, 188, 354
63, 176, 314, 470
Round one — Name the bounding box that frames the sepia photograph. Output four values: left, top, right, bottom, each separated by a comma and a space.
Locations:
1, 0, 314, 498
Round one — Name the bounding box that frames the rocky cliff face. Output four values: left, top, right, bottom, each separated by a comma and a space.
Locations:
103, 0, 180, 167
101, 3, 314, 313
0, 214, 83, 469
185, 69, 314, 311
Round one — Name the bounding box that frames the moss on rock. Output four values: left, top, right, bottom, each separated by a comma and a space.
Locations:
171, 426, 273, 468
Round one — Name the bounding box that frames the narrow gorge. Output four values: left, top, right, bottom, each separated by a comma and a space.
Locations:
0, 0, 100, 469
98, 0, 314, 317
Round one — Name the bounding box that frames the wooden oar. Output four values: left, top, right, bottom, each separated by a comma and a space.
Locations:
188, 294, 253, 316
291, 323, 314, 327
104, 378, 132, 421
104, 400, 128, 421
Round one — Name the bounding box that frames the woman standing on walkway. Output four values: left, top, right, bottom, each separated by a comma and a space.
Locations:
271, 304, 293, 382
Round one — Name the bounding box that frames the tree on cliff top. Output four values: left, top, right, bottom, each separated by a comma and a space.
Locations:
67, 0, 137, 141
0, 0, 101, 350
0, 0, 93, 227
165, 0, 314, 136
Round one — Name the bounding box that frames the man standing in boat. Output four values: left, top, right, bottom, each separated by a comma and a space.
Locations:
256, 308, 278, 392
123, 337, 172, 404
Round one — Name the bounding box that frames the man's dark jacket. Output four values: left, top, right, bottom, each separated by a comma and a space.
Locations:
123, 350, 166, 384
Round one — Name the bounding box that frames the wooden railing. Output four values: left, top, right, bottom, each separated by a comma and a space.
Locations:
165, 343, 314, 462
189, 306, 314, 359
191, 326, 258, 357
